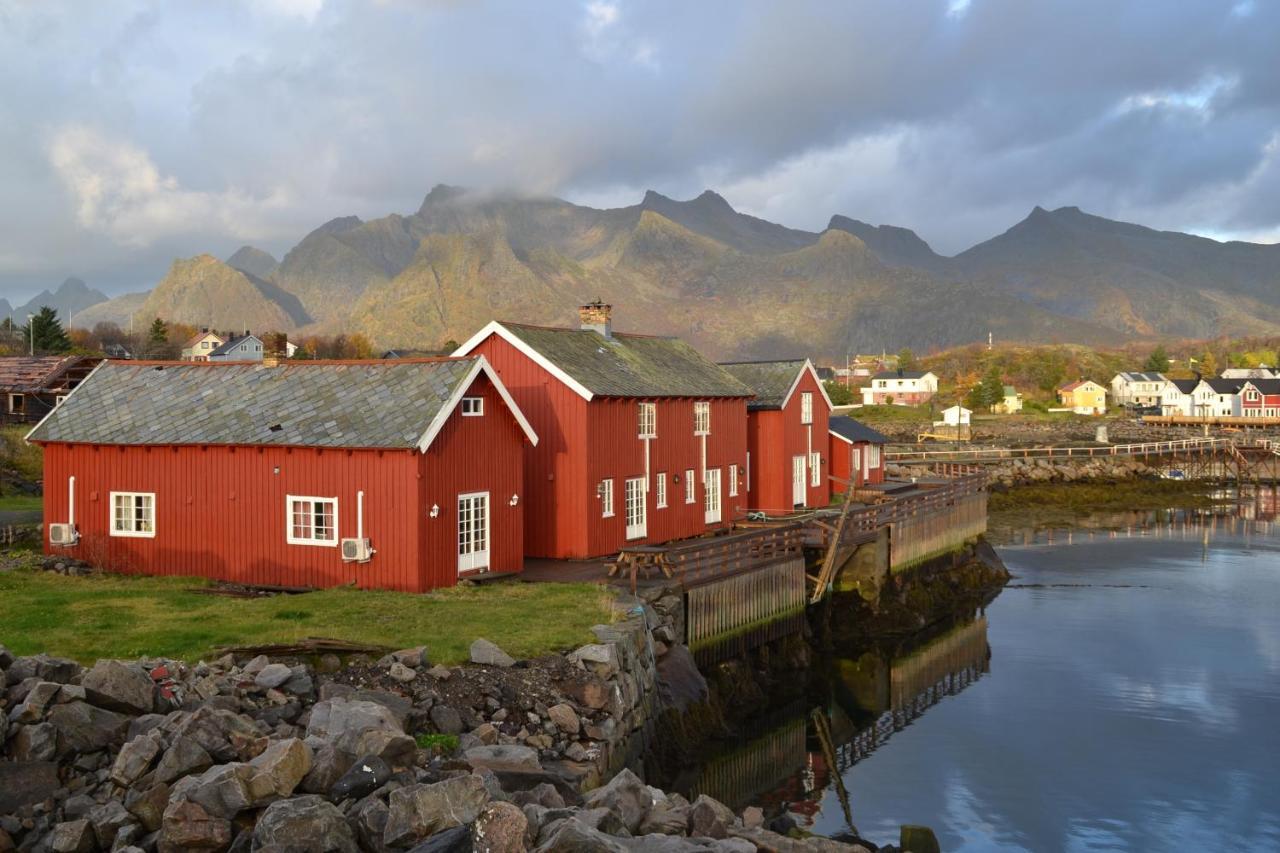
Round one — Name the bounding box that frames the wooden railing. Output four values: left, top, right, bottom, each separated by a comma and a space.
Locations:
886, 437, 1232, 464
610, 523, 808, 592
808, 471, 988, 554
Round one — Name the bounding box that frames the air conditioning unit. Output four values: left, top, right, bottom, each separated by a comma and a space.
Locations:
340, 538, 374, 563
48, 523, 78, 546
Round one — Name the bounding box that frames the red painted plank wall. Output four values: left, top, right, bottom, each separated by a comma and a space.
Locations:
829, 438, 885, 494
415, 372, 526, 587
466, 335, 590, 558
583, 396, 748, 557
745, 370, 831, 513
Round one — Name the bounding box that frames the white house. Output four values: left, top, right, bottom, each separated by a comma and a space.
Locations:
1185, 378, 1243, 417
207, 333, 297, 362
938, 405, 971, 426
1221, 367, 1279, 379
1159, 378, 1199, 417
861, 370, 939, 406
1110, 372, 1166, 407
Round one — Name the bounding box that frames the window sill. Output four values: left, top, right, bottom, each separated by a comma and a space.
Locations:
286, 538, 339, 547
110, 530, 155, 539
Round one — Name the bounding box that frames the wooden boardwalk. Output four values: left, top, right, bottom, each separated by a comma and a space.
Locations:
886, 437, 1232, 465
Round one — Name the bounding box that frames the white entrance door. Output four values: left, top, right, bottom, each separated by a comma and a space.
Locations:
624, 477, 647, 540
792, 455, 807, 507
457, 492, 490, 574
703, 468, 722, 524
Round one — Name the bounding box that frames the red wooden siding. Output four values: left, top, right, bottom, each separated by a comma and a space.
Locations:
584, 397, 748, 557
829, 436, 885, 494
745, 370, 830, 512
467, 334, 590, 558
42, 372, 527, 593
416, 372, 526, 587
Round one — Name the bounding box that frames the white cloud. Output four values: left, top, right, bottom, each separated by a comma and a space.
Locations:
256, 0, 325, 22
578, 0, 658, 69
48, 126, 291, 248
946, 0, 972, 19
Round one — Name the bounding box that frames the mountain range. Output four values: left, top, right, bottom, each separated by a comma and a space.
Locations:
35, 188, 1280, 359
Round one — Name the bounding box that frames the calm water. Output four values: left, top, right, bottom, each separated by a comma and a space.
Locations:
678, 507, 1280, 852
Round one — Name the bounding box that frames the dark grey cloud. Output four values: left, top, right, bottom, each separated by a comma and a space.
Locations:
1, 0, 1279, 303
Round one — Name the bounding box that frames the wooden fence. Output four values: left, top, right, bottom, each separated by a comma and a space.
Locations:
611, 523, 807, 592
886, 437, 1231, 464
685, 558, 807, 656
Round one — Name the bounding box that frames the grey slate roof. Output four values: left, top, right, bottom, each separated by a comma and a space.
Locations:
1168, 378, 1199, 394
503, 323, 752, 398
829, 416, 888, 445
28, 359, 480, 449
1206, 378, 1244, 394
1117, 371, 1166, 382
872, 370, 929, 380
717, 360, 807, 410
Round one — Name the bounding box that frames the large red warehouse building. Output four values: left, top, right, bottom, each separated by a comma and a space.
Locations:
455, 303, 752, 560
29, 357, 537, 592
719, 359, 833, 513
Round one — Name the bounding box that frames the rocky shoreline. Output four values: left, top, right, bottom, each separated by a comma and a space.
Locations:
1, 618, 902, 852
889, 456, 1164, 489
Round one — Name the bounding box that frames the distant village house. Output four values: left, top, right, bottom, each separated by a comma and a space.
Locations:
1110, 372, 1166, 407
1056, 380, 1107, 415
860, 369, 938, 406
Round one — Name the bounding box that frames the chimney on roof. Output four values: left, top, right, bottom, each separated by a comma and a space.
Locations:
578, 301, 612, 339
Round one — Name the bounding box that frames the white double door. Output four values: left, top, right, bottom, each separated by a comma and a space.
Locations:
624, 477, 647, 540
457, 492, 490, 574
704, 468, 722, 524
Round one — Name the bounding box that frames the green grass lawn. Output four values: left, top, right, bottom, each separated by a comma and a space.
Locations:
0, 555, 612, 665
0, 494, 42, 512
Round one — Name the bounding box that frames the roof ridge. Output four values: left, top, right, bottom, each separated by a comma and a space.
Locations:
499, 320, 674, 341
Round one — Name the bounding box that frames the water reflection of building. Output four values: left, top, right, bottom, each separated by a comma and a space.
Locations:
994, 486, 1279, 547
683, 616, 992, 832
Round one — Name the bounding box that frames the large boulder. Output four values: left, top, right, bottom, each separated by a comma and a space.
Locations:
125, 782, 170, 833
546, 704, 580, 736
246, 737, 313, 800
253, 795, 359, 852
9, 680, 62, 722
154, 735, 215, 784
47, 701, 131, 753
5, 654, 80, 686
47, 820, 95, 853
473, 801, 528, 853
535, 817, 627, 853
10, 721, 58, 761
81, 659, 156, 714
110, 731, 164, 787
160, 799, 232, 851
254, 663, 294, 690
307, 698, 405, 755
385, 775, 491, 848
464, 745, 542, 772
582, 769, 652, 835
470, 639, 515, 668
172, 706, 263, 763
687, 795, 735, 839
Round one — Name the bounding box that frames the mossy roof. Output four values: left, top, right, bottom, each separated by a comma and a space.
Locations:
717, 360, 807, 410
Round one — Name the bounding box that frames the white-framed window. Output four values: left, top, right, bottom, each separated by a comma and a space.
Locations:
656, 473, 668, 508
868, 445, 881, 469
809, 452, 821, 487
638, 402, 656, 438
624, 477, 647, 540
110, 492, 155, 538
729, 464, 738, 497
600, 479, 614, 517
693, 401, 710, 435
287, 495, 338, 546
851, 447, 862, 477
461, 396, 484, 416
202, 341, 211, 349
800, 391, 813, 425
684, 469, 695, 503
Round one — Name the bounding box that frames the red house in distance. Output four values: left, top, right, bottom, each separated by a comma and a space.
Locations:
829, 415, 889, 494
455, 304, 752, 560
29, 357, 538, 592
718, 359, 833, 513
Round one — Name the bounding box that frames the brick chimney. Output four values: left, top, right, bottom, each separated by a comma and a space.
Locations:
578, 301, 612, 339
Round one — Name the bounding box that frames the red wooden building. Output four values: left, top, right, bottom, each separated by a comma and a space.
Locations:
1240, 378, 1280, 417
718, 359, 833, 512
455, 303, 752, 559
29, 358, 537, 592
828, 416, 888, 493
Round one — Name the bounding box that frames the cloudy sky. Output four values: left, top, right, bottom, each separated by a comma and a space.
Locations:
3, 0, 1280, 301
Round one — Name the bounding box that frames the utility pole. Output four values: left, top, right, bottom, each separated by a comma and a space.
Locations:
27, 313, 33, 356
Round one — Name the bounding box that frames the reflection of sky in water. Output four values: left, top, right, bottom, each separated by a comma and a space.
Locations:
812, 533, 1280, 851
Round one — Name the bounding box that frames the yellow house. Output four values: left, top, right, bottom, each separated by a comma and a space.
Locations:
1057, 379, 1107, 415
181, 330, 226, 362
993, 385, 1023, 414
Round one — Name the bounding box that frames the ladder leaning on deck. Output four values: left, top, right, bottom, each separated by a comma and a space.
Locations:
809, 484, 858, 604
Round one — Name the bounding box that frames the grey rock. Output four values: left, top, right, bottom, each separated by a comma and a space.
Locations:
254, 663, 294, 690
473, 801, 527, 853
0, 644, 13, 670
464, 745, 542, 772
48, 819, 95, 853
470, 639, 515, 668
48, 701, 130, 753
618, 836, 707, 852
124, 782, 170, 833
299, 743, 355, 794
426, 665, 453, 681
389, 662, 417, 683
110, 732, 163, 787
6, 653, 80, 686
568, 645, 619, 677
385, 775, 491, 847
252, 794, 359, 852
329, 755, 392, 801
583, 769, 652, 835
11, 721, 58, 761
740, 808, 763, 830
535, 817, 627, 853
392, 646, 428, 668
88, 799, 132, 849
307, 698, 404, 754
280, 666, 314, 697
637, 801, 689, 837
351, 795, 393, 853
247, 737, 313, 800
406, 824, 473, 853
9, 680, 61, 722
547, 704, 580, 736
81, 659, 155, 714
706, 840, 755, 853
186, 762, 256, 818
430, 704, 465, 736
687, 795, 735, 840
154, 735, 214, 784
172, 706, 262, 763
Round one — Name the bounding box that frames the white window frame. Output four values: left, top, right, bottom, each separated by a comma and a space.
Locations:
693, 401, 710, 435
868, 445, 881, 469
704, 468, 722, 524
809, 452, 821, 487
110, 491, 156, 538
286, 495, 339, 546
656, 473, 668, 509
800, 391, 813, 425
600, 479, 614, 518
624, 477, 647, 540
638, 402, 656, 438
729, 464, 739, 497
851, 447, 862, 479
684, 468, 696, 504
7, 394, 22, 414
461, 396, 484, 416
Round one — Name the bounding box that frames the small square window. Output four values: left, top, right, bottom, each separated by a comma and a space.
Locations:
287, 496, 338, 546
110, 492, 155, 538
461, 397, 484, 416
